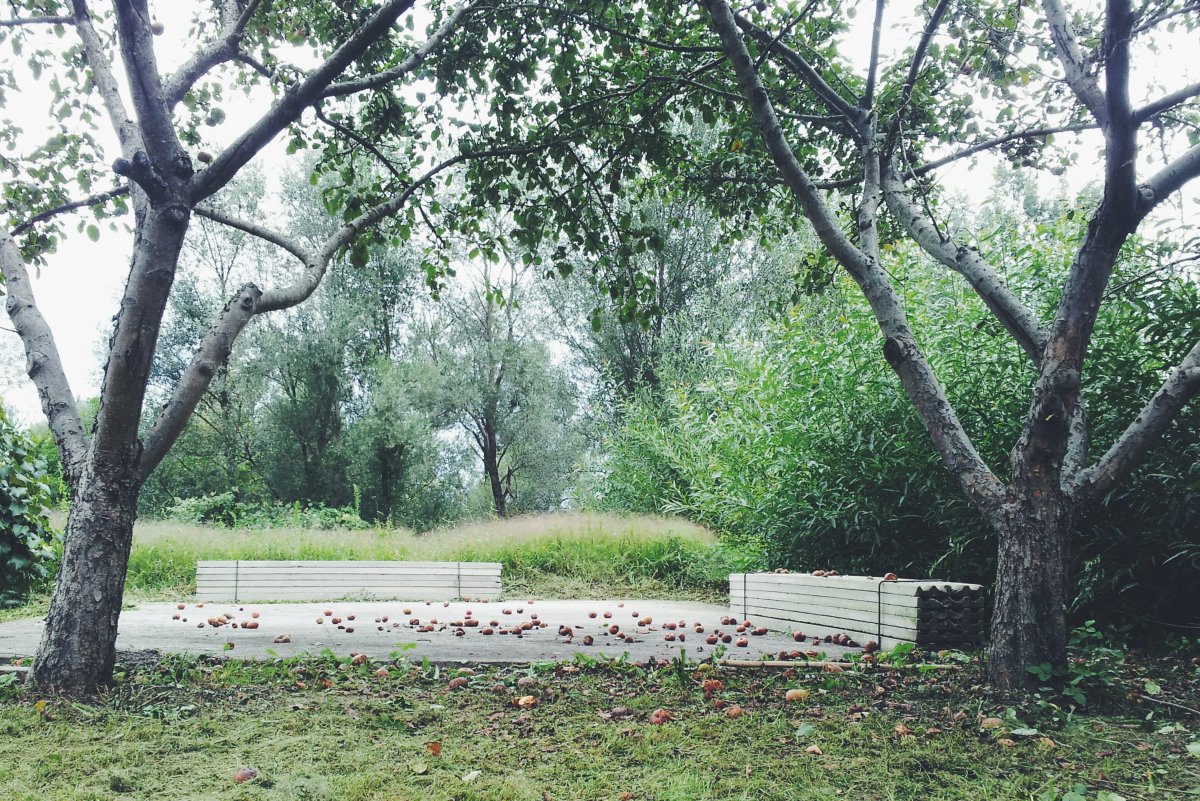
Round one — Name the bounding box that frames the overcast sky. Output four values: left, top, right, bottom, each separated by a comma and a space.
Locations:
2, 2, 1195, 428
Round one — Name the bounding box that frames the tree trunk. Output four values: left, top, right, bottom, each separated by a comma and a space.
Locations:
31, 471, 139, 696
986, 493, 1072, 692
481, 427, 507, 517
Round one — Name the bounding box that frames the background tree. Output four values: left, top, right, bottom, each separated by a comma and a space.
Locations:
543, 189, 805, 404
415, 262, 581, 517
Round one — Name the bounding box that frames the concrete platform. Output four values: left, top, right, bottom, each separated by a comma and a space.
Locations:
0, 599, 858, 664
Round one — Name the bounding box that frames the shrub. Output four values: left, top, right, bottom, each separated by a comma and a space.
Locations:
0, 406, 57, 606
597, 216, 1200, 634
163, 492, 370, 530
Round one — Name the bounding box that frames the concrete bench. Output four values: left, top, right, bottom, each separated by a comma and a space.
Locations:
730, 572, 985, 650
196, 560, 503, 602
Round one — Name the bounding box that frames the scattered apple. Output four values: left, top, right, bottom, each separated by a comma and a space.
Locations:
785, 688, 810, 703
233, 767, 258, 784
649, 708, 673, 725
725, 705, 744, 719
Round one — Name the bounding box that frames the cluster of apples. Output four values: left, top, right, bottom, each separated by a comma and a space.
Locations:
790, 629, 862, 648
315, 609, 360, 633
328, 600, 550, 638
705, 615, 769, 648
171, 602, 261, 630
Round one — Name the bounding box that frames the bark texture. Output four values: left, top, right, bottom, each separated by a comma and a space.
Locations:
31, 473, 139, 695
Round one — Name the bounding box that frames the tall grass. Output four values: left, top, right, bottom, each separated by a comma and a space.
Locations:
120, 512, 761, 601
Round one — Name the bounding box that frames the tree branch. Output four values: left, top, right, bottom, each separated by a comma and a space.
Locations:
1101, 0, 1137, 209
163, 0, 264, 108
1134, 80, 1200, 123
882, 166, 1049, 363
321, 0, 477, 98
0, 15, 73, 27
190, 0, 417, 202
138, 283, 262, 481
1071, 339, 1200, 504
1136, 142, 1200, 221
910, 122, 1096, 175
730, 10, 865, 128
194, 205, 308, 262
885, 0, 952, 155
702, 0, 1005, 513
9, 186, 130, 236
862, 0, 886, 108
313, 106, 403, 179
0, 232, 87, 486
70, 0, 143, 158
111, 0, 183, 165
1040, 0, 1108, 124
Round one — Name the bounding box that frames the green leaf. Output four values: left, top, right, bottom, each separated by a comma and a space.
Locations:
86, 224, 99, 242
1187, 741, 1200, 758
794, 723, 815, 738
1142, 679, 1161, 696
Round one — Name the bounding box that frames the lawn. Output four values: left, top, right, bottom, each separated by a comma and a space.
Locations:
3, 513, 748, 623
1, 651, 1196, 800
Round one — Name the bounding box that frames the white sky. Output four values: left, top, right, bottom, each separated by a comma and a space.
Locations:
1, 1, 1195, 428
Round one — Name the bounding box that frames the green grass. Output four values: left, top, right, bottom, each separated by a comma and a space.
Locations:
1, 654, 1197, 800
5, 513, 754, 621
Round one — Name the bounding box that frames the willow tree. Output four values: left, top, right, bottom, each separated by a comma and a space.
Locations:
0, 0, 573, 696
647, 0, 1200, 690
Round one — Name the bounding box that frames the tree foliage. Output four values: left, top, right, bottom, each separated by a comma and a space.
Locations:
0, 404, 56, 607
600, 192, 1200, 632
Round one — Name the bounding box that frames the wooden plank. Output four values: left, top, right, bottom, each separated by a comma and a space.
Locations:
738, 600, 982, 634
196, 576, 502, 586
731, 573, 983, 594
194, 559, 505, 602
737, 604, 922, 639
731, 586, 922, 615
195, 566, 501, 575
731, 610, 908, 650
195, 590, 470, 602
736, 592, 984, 623
197, 560, 501, 570
736, 599, 921, 630
198, 564, 502, 574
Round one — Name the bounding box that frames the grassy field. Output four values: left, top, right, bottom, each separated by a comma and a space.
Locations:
1, 652, 1196, 800
3, 513, 752, 622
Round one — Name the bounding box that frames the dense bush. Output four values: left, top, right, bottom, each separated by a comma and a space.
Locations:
163, 492, 371, 530
0, 406, 57, 606
597, 209, 1200, 634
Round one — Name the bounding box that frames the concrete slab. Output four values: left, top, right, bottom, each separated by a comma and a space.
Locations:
0, 599, 859, 664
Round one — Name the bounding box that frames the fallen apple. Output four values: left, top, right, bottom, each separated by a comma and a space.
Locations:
233, 767, 258, 784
